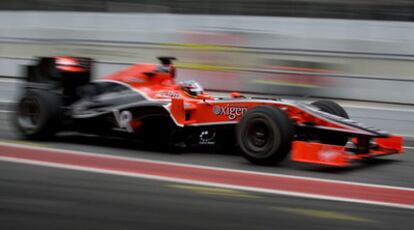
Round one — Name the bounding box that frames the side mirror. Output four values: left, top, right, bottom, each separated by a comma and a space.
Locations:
197, 94, 213, 100
230, 92, 245, 98
143, 72, 156, 77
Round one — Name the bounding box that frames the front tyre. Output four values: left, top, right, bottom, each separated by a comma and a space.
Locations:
311, 100, 349, 146
15, 90, 62, 139
236, 106, 294, 165
311, 100, 349, 119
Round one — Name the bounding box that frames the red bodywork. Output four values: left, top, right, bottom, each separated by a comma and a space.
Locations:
292, 136, 403, 167
55, 56, 86, 72
103, 61, 403, 167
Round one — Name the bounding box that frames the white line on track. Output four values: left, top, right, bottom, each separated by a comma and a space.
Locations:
0, 78, 21, 83
343, 104, 414, 113
400, 134, 414, 139
403, 146, 414, 150
0, 141, 413, 192
0, 155, 413, 210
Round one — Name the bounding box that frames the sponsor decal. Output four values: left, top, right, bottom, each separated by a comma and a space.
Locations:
156, 90, 181, 98
125, 77, 145, 83
319, 150, 339, 162
199, 130, 216, 144
55, 57, 80, 66
113, 110, 133, 132
213, 104, 247, 120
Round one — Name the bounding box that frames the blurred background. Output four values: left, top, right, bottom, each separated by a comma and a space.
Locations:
1, 2, 414, 230
1, 0, 414, 103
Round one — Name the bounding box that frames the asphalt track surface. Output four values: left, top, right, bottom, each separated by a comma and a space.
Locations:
0, 108, 414, 229
2, 161, 413, 230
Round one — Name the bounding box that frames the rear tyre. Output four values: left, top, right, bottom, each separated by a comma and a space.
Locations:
236, 106, 294, 165
311, 100, 349, 146
15, 90, 62, 139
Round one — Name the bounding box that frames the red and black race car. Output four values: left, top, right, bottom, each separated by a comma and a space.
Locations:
14, 56, 403, 167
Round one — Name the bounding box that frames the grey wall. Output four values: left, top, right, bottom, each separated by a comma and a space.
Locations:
1, 12, 414, 104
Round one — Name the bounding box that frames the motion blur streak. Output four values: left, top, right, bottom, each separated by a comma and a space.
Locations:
272, 207, 376, 223
0, 142, 413, 210
3, 12, 414, 104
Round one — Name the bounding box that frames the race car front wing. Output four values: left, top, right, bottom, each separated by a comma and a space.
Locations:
291, 136, 403, 167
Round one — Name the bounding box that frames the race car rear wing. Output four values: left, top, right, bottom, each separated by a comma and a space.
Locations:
291, 135, 403, 167
24, 56, 93, 103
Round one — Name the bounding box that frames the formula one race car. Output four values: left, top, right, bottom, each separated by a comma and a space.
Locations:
14, 56, 404, 167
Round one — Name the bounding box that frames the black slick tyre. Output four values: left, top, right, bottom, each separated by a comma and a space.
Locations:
311, 100, 349, 119
311, 100, 349, 146
15, 90, 62, 139
236, 106, 294, 165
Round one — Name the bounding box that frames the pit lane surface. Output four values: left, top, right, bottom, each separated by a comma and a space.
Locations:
0, 109, 413, 229
1, 161, 412, 230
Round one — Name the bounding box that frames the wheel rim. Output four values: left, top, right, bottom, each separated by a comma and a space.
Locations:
17, 97, 41, 133
243, 117, 278, 157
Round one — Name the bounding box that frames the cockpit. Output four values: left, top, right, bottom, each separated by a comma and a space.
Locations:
178, 80, 205, 97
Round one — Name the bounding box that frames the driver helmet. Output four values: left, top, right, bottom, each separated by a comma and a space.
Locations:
179, 80, 204, 96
